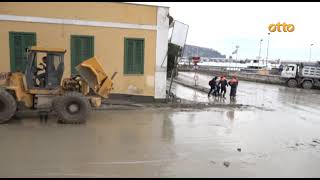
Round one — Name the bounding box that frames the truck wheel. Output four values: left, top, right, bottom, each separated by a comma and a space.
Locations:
302, 81, 313, 89
0, 89, 17, 123
54, 92, 91, 124
287, 79, 298, 88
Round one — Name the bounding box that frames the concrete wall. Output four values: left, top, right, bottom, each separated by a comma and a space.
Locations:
179, 66, 285, 85
154, 7, 169, 100
234, 73, 284, 85
0, 2, 170, 99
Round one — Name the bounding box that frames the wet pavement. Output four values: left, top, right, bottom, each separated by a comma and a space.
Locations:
175, 72, 320, 113
1, 72, 320, 177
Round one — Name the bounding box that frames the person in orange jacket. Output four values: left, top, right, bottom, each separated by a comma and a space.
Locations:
228, 75, 239, 100
218, 76, 228, 99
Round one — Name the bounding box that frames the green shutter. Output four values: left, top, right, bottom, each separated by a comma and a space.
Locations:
135, 40, 144, 74
71, 35, 94, 75
128, 39, 134, 73
124, 38, 144, 74
9, 32, 36, 72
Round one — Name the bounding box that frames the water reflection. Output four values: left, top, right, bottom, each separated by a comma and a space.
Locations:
162, 114, 175, 143
226, 110, 235, 123
192, 90, 199, 102
225, 110, 235, 134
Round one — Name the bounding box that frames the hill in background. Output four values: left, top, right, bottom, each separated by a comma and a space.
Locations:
182, 44, 226, 58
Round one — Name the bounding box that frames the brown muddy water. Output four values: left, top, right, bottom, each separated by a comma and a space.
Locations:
0, 72, 320, 177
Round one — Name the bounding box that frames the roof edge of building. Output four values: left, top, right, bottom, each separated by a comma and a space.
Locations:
120, 2, 170, 9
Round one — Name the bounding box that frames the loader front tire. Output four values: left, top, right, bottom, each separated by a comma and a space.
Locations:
0, 89, 17, 124
54, 92, 91, 124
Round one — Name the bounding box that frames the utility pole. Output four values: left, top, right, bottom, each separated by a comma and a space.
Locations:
168, 47, 182, 99
235, 45, 239, 71
258, 39, 263, 60
309, 43, 314, 62
236, 45, 239, 61
266, 33, 270, 67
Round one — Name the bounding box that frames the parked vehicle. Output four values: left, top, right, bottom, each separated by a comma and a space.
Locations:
0, 46, 117, 124
281, 61, 320, 89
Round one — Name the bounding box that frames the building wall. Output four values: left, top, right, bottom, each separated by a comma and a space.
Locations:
155, 7, 169, 99
0, 21, 157, 96
0, 2, 169, 98
0, 2, 157, 25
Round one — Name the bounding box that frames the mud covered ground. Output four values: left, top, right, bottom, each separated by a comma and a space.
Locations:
0, 72, 320, 177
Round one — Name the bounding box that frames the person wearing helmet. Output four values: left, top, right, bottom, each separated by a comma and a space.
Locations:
228, 75, 239, 101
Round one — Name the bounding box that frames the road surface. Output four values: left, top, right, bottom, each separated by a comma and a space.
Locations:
0, 72, 320, 177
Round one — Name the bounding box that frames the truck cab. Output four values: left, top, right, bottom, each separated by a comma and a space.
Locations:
281, 64, 298, 78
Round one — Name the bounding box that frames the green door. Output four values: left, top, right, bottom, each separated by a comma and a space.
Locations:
9, 32, 36, 72
71, 35, 94, 75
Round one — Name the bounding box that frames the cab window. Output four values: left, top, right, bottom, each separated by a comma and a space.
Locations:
286, 66, 295, 71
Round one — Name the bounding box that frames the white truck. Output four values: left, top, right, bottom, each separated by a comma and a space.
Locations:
281, 61, 320, 89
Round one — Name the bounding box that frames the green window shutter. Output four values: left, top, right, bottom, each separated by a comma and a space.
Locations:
9, 32, 36, 72
71, 35, 94, 75
128, 40, 134, 73
71, 37, 81, 75
124, 39, 134, 74
124, 38, 144, 74
124, 39, 128, 73
23, 34, 36, 71
12, 34, 22, 72
135, 40, 144, 74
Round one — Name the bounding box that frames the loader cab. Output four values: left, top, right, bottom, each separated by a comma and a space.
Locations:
25, 47, 66, 90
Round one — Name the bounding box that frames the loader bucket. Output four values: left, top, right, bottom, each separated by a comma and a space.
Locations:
75, 56, 114, 98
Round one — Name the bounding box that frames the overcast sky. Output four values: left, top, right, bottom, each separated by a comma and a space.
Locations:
131, 2, 320, 61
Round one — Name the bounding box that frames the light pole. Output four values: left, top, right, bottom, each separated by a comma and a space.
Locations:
236, 45, 239, 61
266, 33, 270, 67
235, 45, 239, 71
309, 43, 314, 62
258, 39, 263, 61
229, 54, 231, 70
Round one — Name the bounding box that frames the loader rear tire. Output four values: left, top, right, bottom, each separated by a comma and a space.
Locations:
0, 89, 17, 124
54, 92, 91, 124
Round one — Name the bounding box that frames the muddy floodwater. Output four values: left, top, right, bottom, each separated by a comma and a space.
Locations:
1, 72, 320, 177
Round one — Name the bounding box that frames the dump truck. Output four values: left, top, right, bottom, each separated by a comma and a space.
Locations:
281, 61, 320, 89
0, 46, 116, 124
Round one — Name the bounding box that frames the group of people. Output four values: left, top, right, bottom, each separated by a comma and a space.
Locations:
208, 75, 239, 100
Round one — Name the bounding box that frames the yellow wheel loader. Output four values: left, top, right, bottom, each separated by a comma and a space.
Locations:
0, 46, 116, 124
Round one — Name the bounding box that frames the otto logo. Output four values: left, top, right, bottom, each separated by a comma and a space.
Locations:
268, 23, 295, 32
